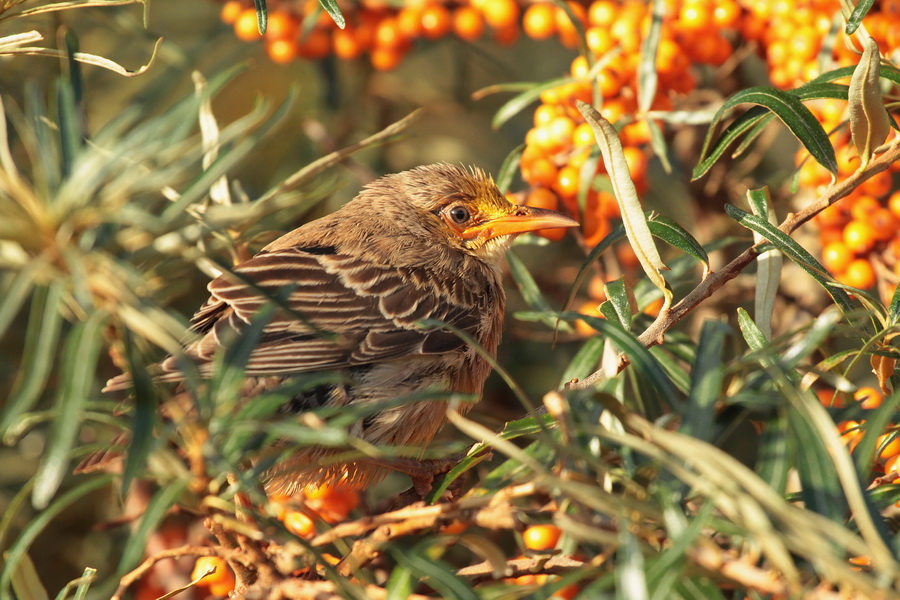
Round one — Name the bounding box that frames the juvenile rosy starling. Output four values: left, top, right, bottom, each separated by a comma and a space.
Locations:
99, 163, 578, 493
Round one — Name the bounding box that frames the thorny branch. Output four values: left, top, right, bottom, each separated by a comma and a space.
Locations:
569, 139, 900, 390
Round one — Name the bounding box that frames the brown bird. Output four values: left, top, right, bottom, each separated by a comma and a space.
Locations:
99, 163, 578, 494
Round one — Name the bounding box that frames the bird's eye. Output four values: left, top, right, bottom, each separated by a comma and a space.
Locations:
448, 205, 471, 224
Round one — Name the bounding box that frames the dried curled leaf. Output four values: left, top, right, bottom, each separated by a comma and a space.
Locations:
848, 37, 890, 167
576, 101, 672, 310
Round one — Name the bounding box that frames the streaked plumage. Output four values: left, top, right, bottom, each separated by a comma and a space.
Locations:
100, 163, 578, 493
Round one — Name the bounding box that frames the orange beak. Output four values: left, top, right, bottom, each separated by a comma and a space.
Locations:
462, 206, 579, 240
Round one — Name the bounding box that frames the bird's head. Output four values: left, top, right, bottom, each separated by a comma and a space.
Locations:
362, 163, 579, 264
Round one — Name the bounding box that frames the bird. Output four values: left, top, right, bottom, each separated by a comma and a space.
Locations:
94, 163, 578, 495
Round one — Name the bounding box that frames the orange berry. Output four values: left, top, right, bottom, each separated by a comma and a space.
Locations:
815, 202, 849, 229
574, 299, 604, 337
849, 195, 881, 222
370, 46, 405, 70
816, 387, 845, 408
524, 157, 559, 188
585, 26, 614, 55
375, 16, 409, 50
284, 510, 317, 538
572, 122, 595, 147
843, 221, 878, 254
333, 26, 363, 60
678, 0, 713, 31
890, 191, 900, 218
838, 420, 863, 451
870, 208, 898, 242
622, 146, 648, 182
838, 258, 876, 289
493, 22, 520, 45
821, 241, 853, 274
860, 170, 893, 198
192, 556, 236, 597
642, 296, 664, 317
523, 3, 557, 39
877, 431, 900, 461
452, 5, 485, 41
583, 199, 611, 246
616, 242, 640, 270
553, 165, 580, 198
298, 28, 331, 59
547, 115, 576, 151
266, 11, 300, 40
523, 524, 563, 551
712, 0, 741, 28
220, 0, 244, 25
588, 0, 618, 27
855, 386, 884, 409
267, 38, 298, 64
885, 453, 900, 474
441, 521, 469, 534
482, 0, 519, 29
396, 6, 424, 38
234, 7, 262, 41
555, 1, 587, 48
420, 4, 452, 40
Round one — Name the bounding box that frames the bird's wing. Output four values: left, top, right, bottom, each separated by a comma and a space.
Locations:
158, 246, 481, 379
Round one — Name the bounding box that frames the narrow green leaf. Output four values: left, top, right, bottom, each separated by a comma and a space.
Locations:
495, 143, 523, 194
637, 0, 665, 113
8, 552, 49, 600
120, 330, 158, 496
1, 475, 114, 598
724, 204, 854, 312
317, 0, 345, 28
600, 278, 632, 331
748, 188, 782, 339
756, 411, 790, 494
0, 263, 43, 341
391, 545, 479, 600
888, 283, 900, 325
117, 479, 189, 575
0, 281, 65, 435
646, 117, 672, 174
507, 250, 552, 313
560, 336, 605, 386
647, 215, 709, 267
492, 78, 572, 130
577, 101, 671, 307
385, 563, 415, 600
737, 307, 769, 351
848, 37, 890, 166
846, 0, 875, 35
563, 222, 627, 313
253, 0, 267, 33
681, 320, 729, 443
32, 310, 107, 509
564, 312, 680, 405
786, 399, 848, 522
694, 86, 838, 180
615, 524, 648, 600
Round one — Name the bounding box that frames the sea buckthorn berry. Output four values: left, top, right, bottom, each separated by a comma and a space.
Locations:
821, 241, 853, 274
584, 196, 611, 246
877, 431, 900, 461
371, 46, 405, 71
588, 0, 618, 27
298, 28, 331, 59
284, 510, 317, 538
452, 5, 485, 41
855, 386, 884, 409
816, 387, 845, 408
890, 191, 900, 218
849, 195, 881, 222
266, 11, 300, 40
586, 26, 614, 54
860, 170, 893, 198
885, 453, 900, 474
192, 556, 236, 597
572, 122, 595, 147
523, 524, 563, 551
220, 0, 244, 25
842, 221, 877, 254
838, 419, 863, 451
555, 1, 587, 48
420, 4, 452, 40
234, 7, 262, 41
523, 2, 557, 39
838, 258, 876, 289
525, 157, 559, 188
553, 165, 580, 199
575, 301, 605, 336
482, 0, 520, 29
870, 209, 898, 242
333, 26, 363, 60
267, 38, 298, 64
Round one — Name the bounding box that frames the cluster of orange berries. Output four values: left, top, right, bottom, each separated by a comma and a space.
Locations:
739, 0, 900, 89
220, 0, 524, 68
188, 484, 359, 597
826, 386, 900, 480
517, 0, 740, 247
795, 100, 900, 291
